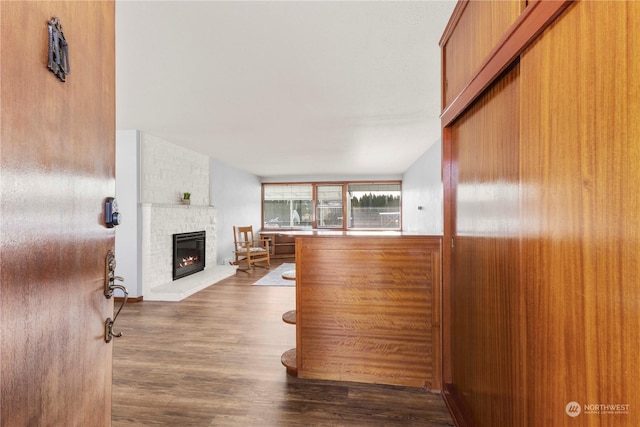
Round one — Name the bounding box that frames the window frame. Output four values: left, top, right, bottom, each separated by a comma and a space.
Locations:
261, 180, 402, 231
314, 183, 345, 229
261, 183, 313, 230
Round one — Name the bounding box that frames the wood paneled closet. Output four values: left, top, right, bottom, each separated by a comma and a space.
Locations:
440, 1, 640, 426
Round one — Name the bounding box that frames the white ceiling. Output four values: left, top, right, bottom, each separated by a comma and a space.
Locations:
115, 1, 455, 178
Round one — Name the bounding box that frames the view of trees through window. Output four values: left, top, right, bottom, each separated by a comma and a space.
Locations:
348, 183, 401, 229
263, 182, 401, 230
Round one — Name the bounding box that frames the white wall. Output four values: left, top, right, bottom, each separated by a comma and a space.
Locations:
210, 159, 262, 265
402, 139, 443, 234
115, 130, 142, 297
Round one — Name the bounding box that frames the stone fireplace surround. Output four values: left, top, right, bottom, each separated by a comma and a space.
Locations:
138, 132, 236, 301
141, 203, 236, 301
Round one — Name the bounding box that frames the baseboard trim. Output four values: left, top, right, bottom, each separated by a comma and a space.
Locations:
115, 296, 143, 303
442, 383, 475, 427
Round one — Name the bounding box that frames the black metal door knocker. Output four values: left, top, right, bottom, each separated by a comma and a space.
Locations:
47, 17, 70, 82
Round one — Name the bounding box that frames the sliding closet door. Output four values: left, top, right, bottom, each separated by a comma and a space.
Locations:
520, 1, 640, 425
448, 65, 524, 426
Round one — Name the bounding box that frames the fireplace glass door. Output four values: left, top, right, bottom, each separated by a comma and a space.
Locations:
173, 231, 205, 280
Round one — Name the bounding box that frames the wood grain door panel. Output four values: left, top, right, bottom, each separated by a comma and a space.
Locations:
447, 65, 524, 426
1, 2, 115, 426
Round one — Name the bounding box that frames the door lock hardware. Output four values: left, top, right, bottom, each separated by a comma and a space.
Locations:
104, 250, 129, 342
105, 283, 128, 343
105, 250, 124, 298
105, 197, 121, 228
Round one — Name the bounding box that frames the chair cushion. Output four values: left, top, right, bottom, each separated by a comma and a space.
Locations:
235, 247, 267, 254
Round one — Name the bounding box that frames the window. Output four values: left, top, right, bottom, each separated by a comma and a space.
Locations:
262, 181, 401, 231
262, 184, 312, 229
316, 184, 343, 228
347, 183, 401, 229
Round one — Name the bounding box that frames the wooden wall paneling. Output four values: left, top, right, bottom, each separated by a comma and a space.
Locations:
441, 0, 523, 109
440, 0, 571, 126
447, 65, 523, 427
442, 0, 640, 425
295, 236, 441, 389
440, 1, 575, 425
441, 125, 479, 425
520, 1, 640, 425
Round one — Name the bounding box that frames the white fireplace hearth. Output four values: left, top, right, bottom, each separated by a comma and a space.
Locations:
145, 265, 236, 301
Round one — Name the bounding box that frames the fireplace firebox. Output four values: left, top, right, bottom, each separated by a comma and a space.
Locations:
173, 231, 205, 280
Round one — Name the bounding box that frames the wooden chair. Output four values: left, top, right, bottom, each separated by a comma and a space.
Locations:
233, 226, 270, 271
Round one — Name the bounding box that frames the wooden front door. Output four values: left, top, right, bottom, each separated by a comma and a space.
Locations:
1, 1, 115, 425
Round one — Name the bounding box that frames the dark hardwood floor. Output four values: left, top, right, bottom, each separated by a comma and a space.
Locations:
112, 262, 454, 426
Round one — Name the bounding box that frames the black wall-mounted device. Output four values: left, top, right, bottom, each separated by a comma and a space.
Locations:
105, 197, 121, 228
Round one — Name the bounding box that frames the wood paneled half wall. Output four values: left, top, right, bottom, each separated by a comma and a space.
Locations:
294, 234, 442, 390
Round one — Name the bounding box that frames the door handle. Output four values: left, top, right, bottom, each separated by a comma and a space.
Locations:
105, 282, 128, 343
104, 250, 129, 342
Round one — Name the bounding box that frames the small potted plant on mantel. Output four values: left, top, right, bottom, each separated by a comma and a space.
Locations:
182, 192, 191, 205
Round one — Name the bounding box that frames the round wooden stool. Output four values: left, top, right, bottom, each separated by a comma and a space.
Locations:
281, 270, 296, 281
